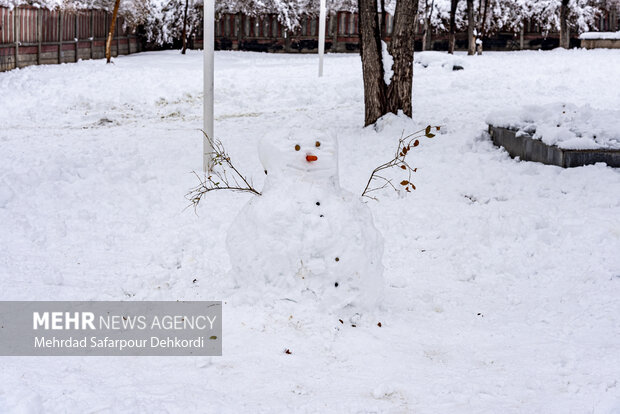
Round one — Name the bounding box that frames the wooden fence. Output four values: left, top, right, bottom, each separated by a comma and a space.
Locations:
200, 12, 370, 53
198, 10, 620, 53
0, 6, 141, 72
1, 7, 618, 72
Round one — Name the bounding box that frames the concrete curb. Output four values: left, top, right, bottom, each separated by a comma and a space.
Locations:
488, 125, 620, 168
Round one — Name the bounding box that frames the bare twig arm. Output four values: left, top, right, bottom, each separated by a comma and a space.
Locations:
186, 132, 261, 212
361, 125, 440, 200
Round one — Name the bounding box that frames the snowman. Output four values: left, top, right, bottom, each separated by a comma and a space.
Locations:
226, 128, 384, 310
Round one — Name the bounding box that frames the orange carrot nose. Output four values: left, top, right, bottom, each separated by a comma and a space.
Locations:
306, 154, 318, 162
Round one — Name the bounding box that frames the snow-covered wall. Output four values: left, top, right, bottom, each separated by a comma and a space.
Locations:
580, 30, 620, 39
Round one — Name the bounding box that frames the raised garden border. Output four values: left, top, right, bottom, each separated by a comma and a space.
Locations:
580, 38, 620, 49
488, 126, 620, 168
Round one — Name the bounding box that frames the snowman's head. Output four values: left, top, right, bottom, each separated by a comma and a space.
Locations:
259, 128, 339, 187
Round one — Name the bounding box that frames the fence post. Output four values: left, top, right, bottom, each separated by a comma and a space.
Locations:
37, 9, 42, 65
104, 12, 107, 57
58, 11, 63, 64
116, 17, 119, 55
284, 28, 291, 52
236, 12, 242, 50
90, 10, 94, 59
332, 12, 338, 51
14, 8, 19, 69
318, 0, 326, 76
75, 12, 78, 62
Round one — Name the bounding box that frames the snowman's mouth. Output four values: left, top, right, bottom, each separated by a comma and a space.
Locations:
286, 163, 332, 173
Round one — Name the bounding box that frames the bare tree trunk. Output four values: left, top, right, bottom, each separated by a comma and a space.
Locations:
481, 0, 489, 33
477, 0, 488, 55
358, 0, 419, 126
379, 0, 385, 35
386, 0, 418, 116
519, 21, 524, 49
422, 0, 434, 51
359, 0, 388, 126
467, 0, 475, 55
181, 0, 189, 54
448, 0, 459, 54
559, 0, 570, 48
105, 0, 121, 63
421, 0, 428, 50
476, 0, 482, 43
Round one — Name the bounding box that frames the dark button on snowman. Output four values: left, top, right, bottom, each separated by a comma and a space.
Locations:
227, 128, 384, 309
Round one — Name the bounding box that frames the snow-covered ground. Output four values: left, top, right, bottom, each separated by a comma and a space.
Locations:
1, 49, 619, 413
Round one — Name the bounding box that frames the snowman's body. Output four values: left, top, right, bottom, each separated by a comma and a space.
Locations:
226, 129, 383, 309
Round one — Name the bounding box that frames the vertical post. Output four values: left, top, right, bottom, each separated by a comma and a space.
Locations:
467, 0, 475, 55
559, 0, 569, 49
58, 11, 63, 64
284, 28, 291, 52
318, 0, 326, 77
37, 9, 42, 65
236, 12, 242, 50
90, 10, 94, 59
203, 0, 214, 172
14, 8, 18, 69
75, 12, 79, 62
331, 12, 338, 52
104, 12, 107, 58
519, 22, 524, 50
116, 17, 119, 55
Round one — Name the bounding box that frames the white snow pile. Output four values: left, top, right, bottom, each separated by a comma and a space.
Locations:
579, 31, 620, 40
487, 103, 620, 150
415, 51, 465, 71
226, 127, 384, 311
381, 40, 394, 85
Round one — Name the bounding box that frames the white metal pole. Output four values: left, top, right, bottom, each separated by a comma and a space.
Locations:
318, 0, 326, 77
203, 0, 214, 172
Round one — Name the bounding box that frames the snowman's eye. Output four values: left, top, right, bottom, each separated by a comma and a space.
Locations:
294, 145, 300, 151
315, 141, 321, 147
